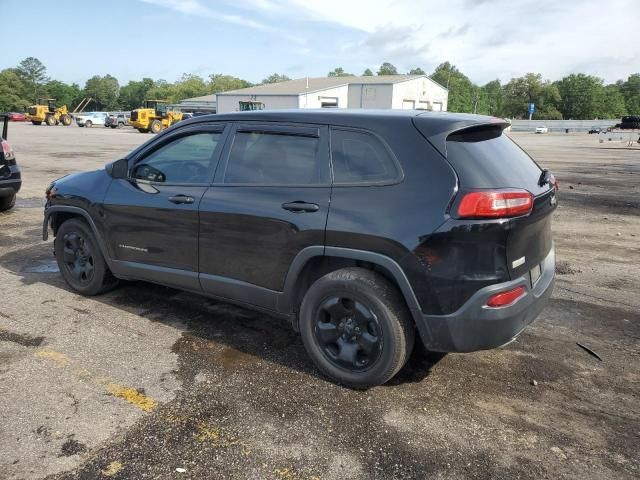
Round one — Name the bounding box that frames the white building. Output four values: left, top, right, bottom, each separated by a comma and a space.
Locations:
216, 75, 448, 114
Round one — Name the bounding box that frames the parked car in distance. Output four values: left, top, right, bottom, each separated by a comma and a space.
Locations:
76, 112, 108, 128
535, 126, 549, 133
0, 114, 21, 211
43, 110, 558, 388
588, 127, 602, 134
105, 113, 131, 129
8, 112, 27, 122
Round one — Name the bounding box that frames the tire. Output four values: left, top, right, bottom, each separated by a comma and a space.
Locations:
61, 114, 72, 126
150, 119, 162, 134
118, 122, 124, 129
84, 120, 92, 128
110, 125, 117, 129
46, 115, 56, 126
299, 267, 415, 388
31, 121, 42, 125
54, 218, 119, 296
0, 192, 16, 212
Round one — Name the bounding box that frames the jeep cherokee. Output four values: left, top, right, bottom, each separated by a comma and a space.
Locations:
43, 110, 557, 388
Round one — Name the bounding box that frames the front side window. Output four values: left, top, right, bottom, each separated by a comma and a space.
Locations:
132, 132, 221, 184
330, 129, 400, 184
224, 131, 321, 185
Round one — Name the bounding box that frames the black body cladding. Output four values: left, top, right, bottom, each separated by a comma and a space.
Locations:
44, 110, 556, 357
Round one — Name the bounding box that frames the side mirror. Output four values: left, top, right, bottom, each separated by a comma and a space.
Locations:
106, 158, 129, 179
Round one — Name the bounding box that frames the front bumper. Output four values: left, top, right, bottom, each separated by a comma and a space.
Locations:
416, 247, 555, 352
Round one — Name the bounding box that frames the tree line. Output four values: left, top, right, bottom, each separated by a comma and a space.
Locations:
1, 57, 638, 119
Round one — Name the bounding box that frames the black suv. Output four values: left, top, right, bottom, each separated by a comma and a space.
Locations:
43, 110, 557, 388
0, 114, 21, 211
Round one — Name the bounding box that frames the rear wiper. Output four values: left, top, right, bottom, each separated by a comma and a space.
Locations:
538, 169, 551, 187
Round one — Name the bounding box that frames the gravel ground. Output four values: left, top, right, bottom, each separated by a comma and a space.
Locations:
0, 123, 638, 479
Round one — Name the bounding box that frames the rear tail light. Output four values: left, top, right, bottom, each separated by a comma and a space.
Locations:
1, 140, 15, 161
486, 286, 525, 308
550, 174, 559, 191
457, 190, 533, 219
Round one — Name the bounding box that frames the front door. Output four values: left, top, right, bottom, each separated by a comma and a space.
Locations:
103, 124, 227, 290
198, 123, 331, 309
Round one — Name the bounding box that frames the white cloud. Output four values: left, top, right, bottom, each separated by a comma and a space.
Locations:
140, 0, 639, 83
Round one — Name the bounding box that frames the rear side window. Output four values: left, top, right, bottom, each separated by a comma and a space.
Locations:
446, 126, 547, 196
224, 132, 321, 185
331, 129, 400, 184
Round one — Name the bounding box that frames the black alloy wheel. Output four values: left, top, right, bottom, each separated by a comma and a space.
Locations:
314, 296, 383, 371
61, 231, 95, 285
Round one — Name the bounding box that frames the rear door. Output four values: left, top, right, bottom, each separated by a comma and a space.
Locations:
198, 122, 330, 306
102, 124, 227, 289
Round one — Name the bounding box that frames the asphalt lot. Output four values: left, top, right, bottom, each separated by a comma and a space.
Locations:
0, 122, 638, 479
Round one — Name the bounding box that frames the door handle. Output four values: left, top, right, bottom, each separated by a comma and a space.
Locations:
282, 201, 319, 213
168, 194, 195, 205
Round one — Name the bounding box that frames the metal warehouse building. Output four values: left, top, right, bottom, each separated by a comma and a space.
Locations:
215, 75, 448, 114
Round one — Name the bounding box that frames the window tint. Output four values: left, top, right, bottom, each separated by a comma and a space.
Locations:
132, 132, 221, 184
224, 131, 321, 185
331, 129, 399, 184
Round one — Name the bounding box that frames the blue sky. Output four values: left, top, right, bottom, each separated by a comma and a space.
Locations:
3, 0, 638, 87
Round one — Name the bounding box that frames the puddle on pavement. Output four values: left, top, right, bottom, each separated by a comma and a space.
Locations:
21, 259, 59, 273
16, 197, 45, 208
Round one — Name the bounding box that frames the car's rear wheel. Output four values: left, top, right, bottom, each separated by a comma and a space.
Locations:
85, 120, 92, 128
55, 218, 118, 295
299, 267, 414, 388
0, 192, 16, 212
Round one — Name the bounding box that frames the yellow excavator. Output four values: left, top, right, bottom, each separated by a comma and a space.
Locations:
130, 100, 183, 133
26, 99, 72, 126
26, 97, 93, 126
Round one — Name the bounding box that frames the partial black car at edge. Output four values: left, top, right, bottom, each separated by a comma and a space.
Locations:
42, 110, 558, 388
0, 114, 21, 211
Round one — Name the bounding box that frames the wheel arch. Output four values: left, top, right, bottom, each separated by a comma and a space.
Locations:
280, 246, 423, 331
43, 206, 113, 269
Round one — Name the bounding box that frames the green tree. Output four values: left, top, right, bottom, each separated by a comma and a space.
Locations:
482, 79, 503, 116
0, 68, 29, 111
431, 62, 476, 112
377, 62, 398, 75
328, 67, 353, 77
362, 68, 373, 76
145, 79, 176, 103
45, 80, 83, 110
555, 74, 609, 119
17, 57, 48, 101
119, 78, 155, 110
601, 84, 627, 118
408, 67, 425, 75
619, 73, 640, 114
261, 73, 291, 84
84, 74, 120, 110
173, 74, 210, 101
501, 73, 561, 119
208, 74, 253, 93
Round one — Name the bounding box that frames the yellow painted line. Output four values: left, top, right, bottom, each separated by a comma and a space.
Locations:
34, 348, 69, 367
34, 348, 158, 412
106, 383, 157, 412
102, 461, 123, 477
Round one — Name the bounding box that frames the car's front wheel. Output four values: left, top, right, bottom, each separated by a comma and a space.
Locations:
85, 120, 92, 128
0, 192, 16, 212
54, 218, 118, 295
299, 267, 414, 388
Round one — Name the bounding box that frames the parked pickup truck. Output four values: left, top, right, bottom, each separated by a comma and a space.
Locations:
105, 113, 130, 129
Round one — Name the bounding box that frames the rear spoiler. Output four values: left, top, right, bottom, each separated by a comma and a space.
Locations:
412, 113, 509, 157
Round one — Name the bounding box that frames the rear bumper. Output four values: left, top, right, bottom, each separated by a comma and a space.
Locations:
0, 169, 21, 196
416, 246, 555, 352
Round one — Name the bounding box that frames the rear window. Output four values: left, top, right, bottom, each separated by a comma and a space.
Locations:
446, 126, 547, 195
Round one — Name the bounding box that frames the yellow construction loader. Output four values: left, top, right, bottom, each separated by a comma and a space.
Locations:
26, 99, 72, 126
130, 100, 183, 133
